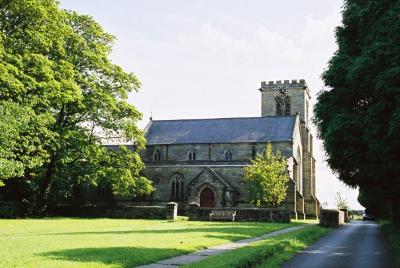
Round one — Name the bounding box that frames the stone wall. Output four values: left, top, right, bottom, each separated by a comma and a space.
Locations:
188, 205, 291, 223
285, 179, 297, 218
305, 196, 319, 219
319, 209, 345, 227
143, 142, 294, 163
296, 193, 305, 220
54, 203, 178, 220
143, 165, 244, 206
301, 124, 318, 218
340, 208, 349, 223
143, 141, 295, 208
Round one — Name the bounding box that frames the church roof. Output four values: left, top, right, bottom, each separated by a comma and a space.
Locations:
103, 145, 136, 151
145, 116, 296, 145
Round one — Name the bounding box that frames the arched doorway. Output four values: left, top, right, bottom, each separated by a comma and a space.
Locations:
200, 187, 215, 207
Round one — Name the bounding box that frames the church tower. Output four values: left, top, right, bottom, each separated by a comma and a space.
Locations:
259, 79, 310, 123
259, 79, 319, 218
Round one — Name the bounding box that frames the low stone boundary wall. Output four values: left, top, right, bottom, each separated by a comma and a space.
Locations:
187, 204, 290, 223
54, 202, 177, 220
340, 208, 349, 223
319, 209, 345, 227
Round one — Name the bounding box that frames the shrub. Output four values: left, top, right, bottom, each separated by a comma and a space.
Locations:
0, 201, 18, 218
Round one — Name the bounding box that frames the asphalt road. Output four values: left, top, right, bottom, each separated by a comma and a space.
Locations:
281, 221, 394, 268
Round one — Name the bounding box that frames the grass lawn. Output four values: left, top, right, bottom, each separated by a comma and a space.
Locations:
185, 224, 331, 268
380, 220, 400, 267
0, 217, 298, 268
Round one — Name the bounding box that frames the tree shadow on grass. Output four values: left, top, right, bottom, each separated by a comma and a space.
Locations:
41, 246, 188, 268
35, 224, 287, 237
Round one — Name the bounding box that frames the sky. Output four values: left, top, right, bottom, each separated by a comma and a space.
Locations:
60, 0, 364, 210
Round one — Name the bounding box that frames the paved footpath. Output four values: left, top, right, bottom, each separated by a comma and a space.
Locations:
136, 225, 306, 268
282, 221, 394, 268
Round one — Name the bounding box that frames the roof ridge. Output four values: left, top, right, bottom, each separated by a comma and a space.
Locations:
151, 115, 296, 122
145, 116, 296, 145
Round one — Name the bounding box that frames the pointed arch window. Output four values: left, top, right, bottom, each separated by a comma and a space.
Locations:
153, 150, 161, 161
275, 96, 284, 116
188, 150, 196, 161
171, 173, 184, 201
224, 149, 233, 160
276, 92, 291, 116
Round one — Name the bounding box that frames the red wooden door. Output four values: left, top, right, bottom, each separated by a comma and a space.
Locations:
200, 187, 215, 207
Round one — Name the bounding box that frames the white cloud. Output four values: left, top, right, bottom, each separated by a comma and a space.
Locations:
303, 10, 341, 43
257, 26, 303, 61
178, 20, 304, 64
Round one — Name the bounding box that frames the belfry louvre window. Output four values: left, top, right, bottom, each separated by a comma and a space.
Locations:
276, 95, 291, 116
224, 149, 232, 160
153, 150, 161, 161
284, 96, 291, 115
276, 96, 283, 116
171, 174, 184, 201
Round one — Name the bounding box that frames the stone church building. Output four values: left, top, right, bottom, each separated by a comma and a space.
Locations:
142, 79, 319, 219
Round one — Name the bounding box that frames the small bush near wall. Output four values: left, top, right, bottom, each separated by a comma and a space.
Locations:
188, 206, 291, 223
0, 201, 19, 218
319, 209, 345, 227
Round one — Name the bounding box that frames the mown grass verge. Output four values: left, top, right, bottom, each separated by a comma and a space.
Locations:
0, 218, 297, 268
380, 220, 400, 267
185, 225, 331, 268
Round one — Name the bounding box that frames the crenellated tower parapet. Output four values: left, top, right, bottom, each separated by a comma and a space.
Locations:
259, 79, 311, 124
260, 79, 310, 97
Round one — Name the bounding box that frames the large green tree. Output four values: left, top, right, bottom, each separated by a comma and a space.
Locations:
243, 144, 289, 207
0, 101, 52, 186
314, 0, 400, 220
0, 0, 152, 214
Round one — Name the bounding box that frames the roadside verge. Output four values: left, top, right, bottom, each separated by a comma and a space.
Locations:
185, 225, 331, 268
380, 220, 400, 267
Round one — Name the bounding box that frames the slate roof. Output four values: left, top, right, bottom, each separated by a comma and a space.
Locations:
145, 116, 296, 145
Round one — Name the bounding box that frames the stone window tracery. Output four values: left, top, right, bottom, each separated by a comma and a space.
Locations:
153, 149, 161, 161
171, 173, 184, 201
188, 150, 196, 161
275, 96, 284, 116
276, 95, 291, 116
224, 149, 233, 160
275, 85, 291, 116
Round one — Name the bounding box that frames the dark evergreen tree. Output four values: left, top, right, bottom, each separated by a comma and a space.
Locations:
314, 0, 400, 221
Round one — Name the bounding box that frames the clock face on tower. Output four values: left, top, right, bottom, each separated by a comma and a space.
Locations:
277, 85, 288, 97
